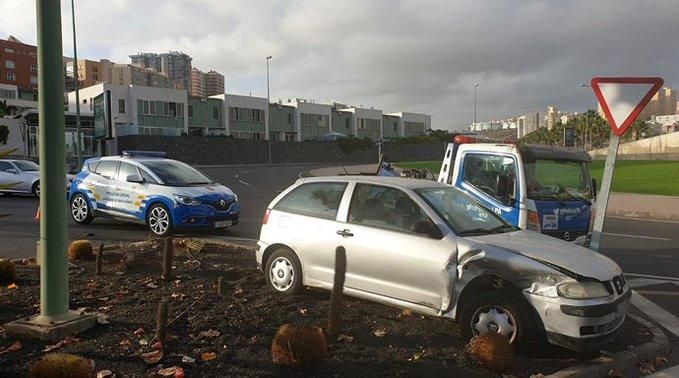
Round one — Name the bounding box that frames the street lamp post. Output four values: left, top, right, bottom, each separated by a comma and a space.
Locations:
473, 83, 479, 126
71, 0, 82, 167
266, 56, 272, 164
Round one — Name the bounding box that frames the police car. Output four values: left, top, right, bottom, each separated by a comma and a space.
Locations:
68, 151, 241, 236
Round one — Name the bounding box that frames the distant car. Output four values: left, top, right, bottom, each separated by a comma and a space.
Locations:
0, 159, 73, 197
257, 176, 630, 352
68, 151, 241, 236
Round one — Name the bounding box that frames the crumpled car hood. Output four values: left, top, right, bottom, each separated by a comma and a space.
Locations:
467, 230, 622, 281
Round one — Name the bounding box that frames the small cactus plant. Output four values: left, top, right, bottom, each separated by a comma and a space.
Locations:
29, 353, 94, 378
465, 332, 514, 373
0, 259, 15, 283
67, 240, 94, 262
272, 324, 328, 371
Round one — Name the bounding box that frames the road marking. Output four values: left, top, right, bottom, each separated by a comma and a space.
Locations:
625, 273, 679, 282
608, 215, 679, 224
647, 363, 679, 377
627, 278, 672, 288
603, 232, 671, 241
238, 180, 250, 186
630, 290, 679, 337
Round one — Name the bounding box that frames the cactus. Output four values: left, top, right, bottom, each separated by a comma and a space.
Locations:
272, 324, 328, 371
67, 240, 94, 262
0, 259, 15, 283
465, 332, 514, 373
29, 353, 94, 378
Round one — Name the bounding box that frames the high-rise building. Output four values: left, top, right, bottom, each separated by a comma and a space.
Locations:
0, 35, 38, 91
190, 67, 225, 97
130, 51, 192, 90
546, 105, 558, 130
190, 68, 206, 97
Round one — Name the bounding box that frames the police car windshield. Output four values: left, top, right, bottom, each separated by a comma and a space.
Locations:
524, 159, 591, 202
143, 160, 213, 186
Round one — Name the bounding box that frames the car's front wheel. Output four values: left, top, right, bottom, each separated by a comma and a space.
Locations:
265, 248, 303, 295
32, 181, 40, 197
459, 290, 531, 348
147, 204, 173, 237
70, 193, 93, 224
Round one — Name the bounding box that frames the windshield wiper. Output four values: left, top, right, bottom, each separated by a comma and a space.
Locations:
489, 224, 518, 233
459, 224, 517, 236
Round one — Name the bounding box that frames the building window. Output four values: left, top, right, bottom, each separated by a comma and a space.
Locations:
287, 113, 292, 124
4, 60, 15, 69
5, 72, 15, 81
30, 76, 38, 85
0, 89, 16, 99
82, 99, 87, 104
4, 48, 14, 53
150, 101, 156, 115
393, 121, 397, 132
168, 102, 177, 116
345, 118, 350, 129
118, 99, 126, 114
143, 100, 150, 114
30, 64, 37, 72
213, 106, 219, 119
187, 105, 193, 118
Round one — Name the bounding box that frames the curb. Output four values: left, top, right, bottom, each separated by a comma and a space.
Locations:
608, 210, 679, 222
547, 315, 670, 378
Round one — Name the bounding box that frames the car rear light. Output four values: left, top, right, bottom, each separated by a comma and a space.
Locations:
527, 210, 540, 231
262, 209, 271, 225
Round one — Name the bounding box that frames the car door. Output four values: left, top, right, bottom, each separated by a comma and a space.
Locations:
113, 162, 145, 218
267, 181, 349, 287
337, 183, 457, 310
89, 160, 119, 215
0, 161, 23, 193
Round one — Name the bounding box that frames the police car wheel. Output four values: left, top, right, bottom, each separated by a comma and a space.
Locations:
147, 204, 173, 237
70, 193, 93, 224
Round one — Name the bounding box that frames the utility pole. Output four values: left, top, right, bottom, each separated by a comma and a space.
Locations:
473, 83, 479, 126
71, 0, 82, 167
266, 56, 272, 164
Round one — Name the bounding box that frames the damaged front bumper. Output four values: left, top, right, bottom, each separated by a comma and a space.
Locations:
524, 289, 631, 352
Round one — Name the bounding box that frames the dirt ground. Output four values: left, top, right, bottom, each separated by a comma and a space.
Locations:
0, 239, 653, 377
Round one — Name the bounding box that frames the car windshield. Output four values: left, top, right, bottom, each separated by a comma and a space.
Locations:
13, 161, 39, 171
416, 186, 515, 236
142, 160, 213, 186
524, 159, 592, 202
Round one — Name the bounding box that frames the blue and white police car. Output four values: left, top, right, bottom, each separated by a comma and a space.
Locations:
68, 151, 240, 236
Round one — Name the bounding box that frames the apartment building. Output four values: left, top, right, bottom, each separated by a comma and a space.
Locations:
382, 114, 401, 140
210, 93, 268, 140
0, 83, 38, 116
599, 86, 677, 120
269, 102, 297, 141
65, 59, 104, 88
187, 96, 225, 136
0, 35, 38, 91
331, 104, 354, 137
130, 51, 192, 90
388, 112, 431, 138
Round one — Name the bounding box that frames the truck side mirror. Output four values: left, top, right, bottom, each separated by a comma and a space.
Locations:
591, 178, 597, 200
496, 174, 515, 206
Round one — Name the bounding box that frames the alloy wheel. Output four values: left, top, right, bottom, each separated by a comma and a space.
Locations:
71, 196, 89, 222
149, 206, 170, 235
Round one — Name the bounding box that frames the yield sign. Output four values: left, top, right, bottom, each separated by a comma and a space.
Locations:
591, 77, 664, 136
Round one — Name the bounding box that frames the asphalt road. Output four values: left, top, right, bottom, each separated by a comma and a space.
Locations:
0, 164, 677, 280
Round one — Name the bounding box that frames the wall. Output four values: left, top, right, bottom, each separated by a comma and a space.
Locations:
116, 135, 446, 165
589, 131, 679, 160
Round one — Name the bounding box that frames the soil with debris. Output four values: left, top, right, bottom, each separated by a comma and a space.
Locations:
0, 239, 653, 377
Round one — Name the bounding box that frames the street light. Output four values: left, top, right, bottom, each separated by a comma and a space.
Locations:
473, 83, 479, 125
266, 56, 272, 164
579, 83, 592, 150
70, 0, 82, 167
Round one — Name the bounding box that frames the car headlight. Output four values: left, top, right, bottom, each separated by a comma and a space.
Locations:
557, 281, 610, 299
173, 195, 201, 206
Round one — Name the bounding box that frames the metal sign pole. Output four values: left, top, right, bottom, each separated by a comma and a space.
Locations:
590, 133, 620, 251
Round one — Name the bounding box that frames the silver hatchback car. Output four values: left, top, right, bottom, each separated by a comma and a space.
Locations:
257, 176, 630, 351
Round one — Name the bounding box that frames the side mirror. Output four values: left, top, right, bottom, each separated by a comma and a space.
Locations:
411, 220, 444, 239
126, 174, 144, 183
591, 178, 597, 200
496, 174, 515, 206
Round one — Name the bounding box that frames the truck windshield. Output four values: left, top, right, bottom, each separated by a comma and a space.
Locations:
416, 187, 516, 236
524, 159, 591, 202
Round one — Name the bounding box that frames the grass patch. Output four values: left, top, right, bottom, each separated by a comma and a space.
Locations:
397, 160, 679, 197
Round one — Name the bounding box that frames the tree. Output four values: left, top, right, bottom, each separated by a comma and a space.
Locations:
0, 125, 8, 146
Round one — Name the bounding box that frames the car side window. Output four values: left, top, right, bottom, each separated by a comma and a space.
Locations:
94, 161, 118, 180
0, 161, 14, 172
274, 182, 347, 220
139, 168, 159, 184
117, 163, 139, 182
348, 184, 433, 234
462, 153, 517, 204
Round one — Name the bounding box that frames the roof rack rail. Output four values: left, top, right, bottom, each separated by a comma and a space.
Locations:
121, 150, 167, 158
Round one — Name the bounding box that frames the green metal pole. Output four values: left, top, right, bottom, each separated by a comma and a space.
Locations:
36, 0, 70, 321
71, 0, 82, 167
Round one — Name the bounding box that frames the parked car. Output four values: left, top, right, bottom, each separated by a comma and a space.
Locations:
68, 151, 240, 236
257, 176, 630, 351
0, 159, 73, 197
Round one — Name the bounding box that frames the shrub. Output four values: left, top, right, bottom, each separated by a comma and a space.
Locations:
29, 353, 94, 378
271, 324, 328, 371
335, 136, 373, 153
0, 259, 15, 283
465, 332, 514, 373
67, 240, 94, 262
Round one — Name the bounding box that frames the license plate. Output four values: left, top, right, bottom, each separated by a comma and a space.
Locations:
214, 220, 232, 228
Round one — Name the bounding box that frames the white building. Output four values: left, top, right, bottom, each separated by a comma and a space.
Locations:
387, 112, 431, 138
336, 106, 383, 140
280, 98, 332, 141
67, 83, 188, 138
652, 114, 679, 133
0, 83, 38, 115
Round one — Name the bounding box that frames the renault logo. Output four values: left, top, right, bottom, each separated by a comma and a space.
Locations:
219, 199, 226, 208
563, 232, 571, 241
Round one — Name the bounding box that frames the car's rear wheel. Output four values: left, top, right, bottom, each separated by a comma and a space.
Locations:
32, 181, 40, 197
265, 248, 303, 295
147, 204, 173, 237
460, 290, 531, 348
70, 193, 93, 224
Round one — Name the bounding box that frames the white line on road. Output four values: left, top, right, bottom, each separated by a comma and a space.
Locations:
603, 232, 672, 241
238, 180, 251, 186
631, 290, 679, 337
626, 273, 679, 282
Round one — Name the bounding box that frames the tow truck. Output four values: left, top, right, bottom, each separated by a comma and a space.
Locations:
437, 135, 596, 245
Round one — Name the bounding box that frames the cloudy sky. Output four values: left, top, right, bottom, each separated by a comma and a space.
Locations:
1, 0, 677, 130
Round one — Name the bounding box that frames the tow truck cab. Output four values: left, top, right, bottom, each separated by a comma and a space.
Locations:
438, 136, 596, 245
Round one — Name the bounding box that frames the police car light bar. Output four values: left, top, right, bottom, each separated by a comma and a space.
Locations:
122, 150, 167, 158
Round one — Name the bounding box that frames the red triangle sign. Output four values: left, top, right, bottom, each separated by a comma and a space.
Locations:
591, 77, 663, 136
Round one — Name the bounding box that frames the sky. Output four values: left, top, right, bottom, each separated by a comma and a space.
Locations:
1, 0, 677, 131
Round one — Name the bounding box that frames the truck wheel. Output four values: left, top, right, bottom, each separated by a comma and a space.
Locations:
265, 248, 303, 295
459, 290, 531, 348
147, 204, 173, 237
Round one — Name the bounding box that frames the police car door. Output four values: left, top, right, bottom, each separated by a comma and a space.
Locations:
113, 162, 144, 219
90, 160, 119, 215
